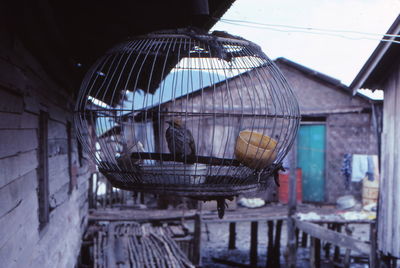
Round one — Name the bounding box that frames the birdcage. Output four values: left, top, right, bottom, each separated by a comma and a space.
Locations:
74, 29, 300, 210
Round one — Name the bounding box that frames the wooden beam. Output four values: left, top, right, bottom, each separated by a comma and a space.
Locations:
323, 224, 333, 259
286, 139, 297, 267
266, 220, 275, 267
294, 220, 370, 255
301, 232, 308, 248
310, 237, 321, 268
250, 221, 258, 267
193, 213, 202, 267
274, 220, 283, 267
369, 222, 377, 268
228, 222, 236, 249
343, 224, 353, 268
333, 223, 342, 268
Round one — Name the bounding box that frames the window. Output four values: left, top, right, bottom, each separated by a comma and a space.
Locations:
38, 111, 49, 230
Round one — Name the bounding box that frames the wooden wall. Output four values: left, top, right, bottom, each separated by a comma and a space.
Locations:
0, 29, 93, 266
378, 62, 400, 257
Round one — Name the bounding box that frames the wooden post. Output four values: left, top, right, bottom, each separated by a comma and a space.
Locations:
266, 220, 275, 267
310, 237, 321, 268
250, 221, 258, 267
88, 173, 94, 209
369, 221, 377, 268
295, 228, 300, 247
94, 173, 98, 209
228, 222, 236, 249
274, 220, 283, 267
193, 213, 202, 267
310, 237, 315, 268
343, 224, 353, 268
333, 223, 342, 267
301, 232, 308, 248
287, 141, 298, 267
324, 224, 334, 259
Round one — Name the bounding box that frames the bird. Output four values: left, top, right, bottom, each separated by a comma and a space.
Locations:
165, 119, 196, 163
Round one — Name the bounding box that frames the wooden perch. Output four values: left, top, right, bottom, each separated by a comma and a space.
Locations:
130, 152, 242, 166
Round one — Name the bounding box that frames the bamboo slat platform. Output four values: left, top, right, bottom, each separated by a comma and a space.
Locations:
93, 222, 194, 268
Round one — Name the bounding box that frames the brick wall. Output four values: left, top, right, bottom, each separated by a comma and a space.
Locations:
277, 61, 379, 203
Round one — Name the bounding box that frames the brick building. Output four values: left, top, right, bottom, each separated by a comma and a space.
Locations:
276, 58, 381, 203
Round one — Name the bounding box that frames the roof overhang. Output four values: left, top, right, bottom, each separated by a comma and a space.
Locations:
350, 15, 400, 93
4, 0, 235, 93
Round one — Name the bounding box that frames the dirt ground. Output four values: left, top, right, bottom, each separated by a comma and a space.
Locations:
199, 213, 371, 267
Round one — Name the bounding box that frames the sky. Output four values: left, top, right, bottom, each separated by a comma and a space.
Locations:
211, 0, 400, 99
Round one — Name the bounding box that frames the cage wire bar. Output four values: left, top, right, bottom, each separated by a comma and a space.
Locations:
74, 29, 300, 214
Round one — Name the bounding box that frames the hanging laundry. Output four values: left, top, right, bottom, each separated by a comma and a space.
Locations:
351, 154, 369, 182
341, 153, 352, 189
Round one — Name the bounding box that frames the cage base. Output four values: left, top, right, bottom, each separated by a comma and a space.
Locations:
100, 169, 262, 198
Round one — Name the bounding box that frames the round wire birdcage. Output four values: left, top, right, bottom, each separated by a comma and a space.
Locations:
74, 29, 300, 206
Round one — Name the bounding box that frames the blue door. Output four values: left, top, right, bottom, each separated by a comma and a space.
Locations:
297, 125, 325, 202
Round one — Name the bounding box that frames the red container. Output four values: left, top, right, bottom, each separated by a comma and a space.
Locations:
278, 168, 302, 204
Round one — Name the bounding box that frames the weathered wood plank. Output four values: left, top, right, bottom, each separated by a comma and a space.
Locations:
294, 219, 370, 255
48, 119, 68, 140
48, 138, 68, 158
0, 129, 38, 158
0, 35, 87, 268
391, 64, 400, 256
0, 53, 71, 113
0, 189, 38, 249
0, 149, 38, 189
0, 59, 72, 124
48, 104, 72, 125
0, 87, 23, 113
378, 65, 399, 256
0, 212, 40, 267
49, 165, 69, 196
0, 169, 37, 220
49, 183, 69, 209
0, 112, 38, 129
0, 56, 28, 94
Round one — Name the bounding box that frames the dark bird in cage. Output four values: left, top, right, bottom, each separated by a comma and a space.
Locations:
166, 119, 196, 163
